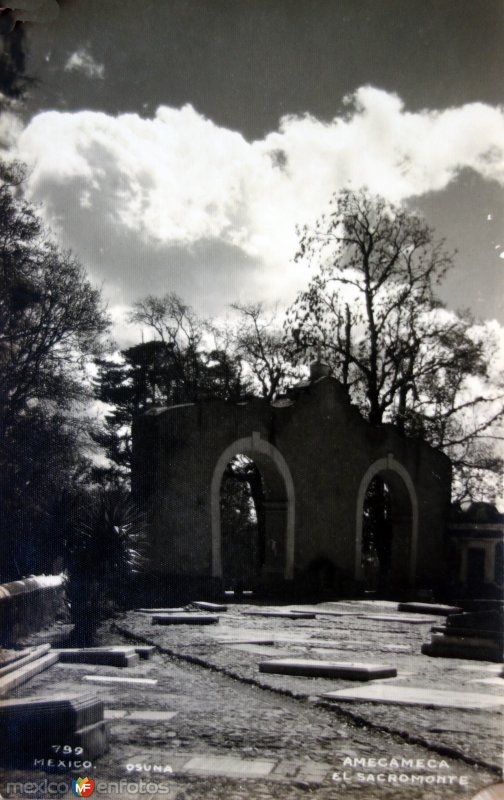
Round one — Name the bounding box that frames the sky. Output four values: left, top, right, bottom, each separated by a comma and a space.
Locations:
1, 0, 503, 337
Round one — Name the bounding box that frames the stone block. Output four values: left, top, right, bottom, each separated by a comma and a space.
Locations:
322, 684, 504, 708
135, 608, 186, 613
397, 602, 463, 615
152, 613, 219, 625
360, 614, 434, 624
259, 659, 397, 680
241, 610, 316, 619
0, 693, 105, 762
192, 601, 227, 612
422, 639, 502, 662
83, 675, 158, 686
0, 651, 58, 696
447, 610, 503, 632
216, 637, 276, 645
134, 646, 157, 659
184, 755, 276, 777
0, 692, 104, 732
0, 644, 51, 679
56, 648, 140, 667
127, 710, 177, 722
431, 625, 501, 640
71, 720, 109, 760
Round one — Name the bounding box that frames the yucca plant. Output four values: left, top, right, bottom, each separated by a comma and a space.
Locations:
65, 489, 148, 645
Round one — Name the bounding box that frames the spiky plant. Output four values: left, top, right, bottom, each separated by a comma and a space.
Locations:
65, 489, 148, 645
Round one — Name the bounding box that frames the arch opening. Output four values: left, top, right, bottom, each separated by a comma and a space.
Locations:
220, 454, 265, 591
211, 435, 295, 585
356, 457, 418, 593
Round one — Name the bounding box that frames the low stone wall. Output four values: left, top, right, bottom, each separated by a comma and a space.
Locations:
0, 575, 67, 645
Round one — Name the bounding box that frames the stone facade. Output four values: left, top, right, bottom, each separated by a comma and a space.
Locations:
448, 503, 504, 599
132, 372, 452, 601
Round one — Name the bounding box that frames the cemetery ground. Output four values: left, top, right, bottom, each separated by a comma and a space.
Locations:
0, 599, 503, 800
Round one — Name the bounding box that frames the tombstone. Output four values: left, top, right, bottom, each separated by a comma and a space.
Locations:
259, 659, 397, 680
192, 601, 228, 612
397, 602, 462, 615
422, 607, 503, 662
322, 685, 504, 708
241, 610, 316, 619
56, 648, 140, 667
152, 613, 219, 625
0, 693, 107, 765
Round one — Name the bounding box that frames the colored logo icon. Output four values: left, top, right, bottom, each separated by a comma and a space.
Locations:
72, 777, 95, 797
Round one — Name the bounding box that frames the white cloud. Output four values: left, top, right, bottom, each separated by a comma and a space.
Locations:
13, 86, 504, 314
64, 48, 104, 79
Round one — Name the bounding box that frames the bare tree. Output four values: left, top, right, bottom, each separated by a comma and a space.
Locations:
230, 302, 299, 401
287, 188, 503, 500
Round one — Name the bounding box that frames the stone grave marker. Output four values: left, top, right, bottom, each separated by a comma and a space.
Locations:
397, 602, 463, 615
152, 613, 219, 625
56, 648, 140, 668
0, 692, 107, 763
83, 675, 158, 686
241, 610, 316, 619
127, 710, 178, 722
360, 614, 435, 624
135, 608, 185, 613
192, 601, 227, 612
259, 658, 397, 680
184, 755, 276, 778
322, 684, 504, 708
290, 608, 361, 617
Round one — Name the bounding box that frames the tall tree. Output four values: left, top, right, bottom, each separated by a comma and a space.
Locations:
230, 302, 299, 401
287, 189, 503, 500
95, 293, 250, 482
0, 161, 110, 580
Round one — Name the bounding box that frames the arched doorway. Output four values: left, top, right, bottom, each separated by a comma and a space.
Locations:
219, 454, 265, 590
355, 456, 418, 591
210, 433, 295, 583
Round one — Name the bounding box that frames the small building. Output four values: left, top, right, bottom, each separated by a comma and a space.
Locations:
448, 503, 504, 599
132, 363, 452, 602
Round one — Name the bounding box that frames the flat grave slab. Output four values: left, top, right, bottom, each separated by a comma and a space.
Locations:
241, 610, 316, 619
83, 675, 158, 686
152, 613, 219, 625
259, 658, 397, 680
135, 608, 186, 613
290, 608, 360, 617
431, 626, 500, 639
227, 644, 293, 657
104, 709, 129, 719
56, 648, 140, 668
322, 684, 504, 708
128, 710, 178, 722
184, 755, 276, 778
469, 677, 504, 687
360, 614, 435, 624
0, 651, 58, 696
398, 602, 462, 615
457, 664, 504, 673
215, 637, 276, 645
192, 601, 227, 612
0, 644, 51, 679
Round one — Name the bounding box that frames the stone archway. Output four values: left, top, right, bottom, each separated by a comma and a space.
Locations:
210, 432, 295, 581
355, 454, 419, 588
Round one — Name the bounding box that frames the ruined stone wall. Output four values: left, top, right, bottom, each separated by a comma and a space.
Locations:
132, 376, 452, 598
0, 575, 66, 645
